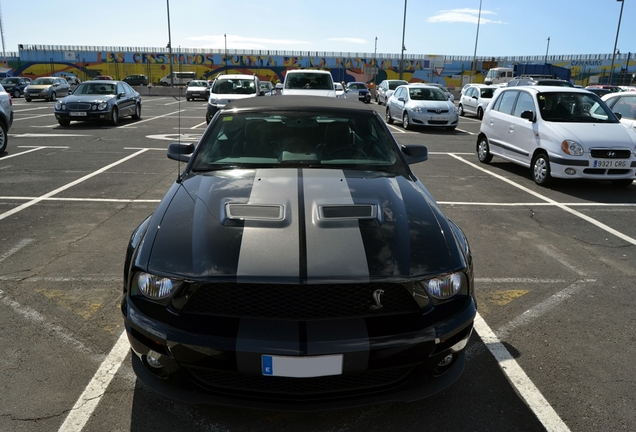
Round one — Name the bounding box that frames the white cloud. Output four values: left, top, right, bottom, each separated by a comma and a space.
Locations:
427, 8, 505, 25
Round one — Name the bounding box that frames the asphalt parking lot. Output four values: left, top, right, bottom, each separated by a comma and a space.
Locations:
1, 95, 636, 432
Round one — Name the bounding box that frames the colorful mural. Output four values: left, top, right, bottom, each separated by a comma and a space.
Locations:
2, 46, 634, 88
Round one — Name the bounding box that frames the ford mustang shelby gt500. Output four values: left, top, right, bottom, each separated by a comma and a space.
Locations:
122, 96, 476, 410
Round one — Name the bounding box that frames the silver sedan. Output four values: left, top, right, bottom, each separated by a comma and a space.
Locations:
385, 85, 458, 131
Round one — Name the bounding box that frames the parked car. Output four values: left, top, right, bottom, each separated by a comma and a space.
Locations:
477, 86, 636, 186
259, 81, 275, 96
585, 87, 612, 98
185, 80, 210, 101
23, 77, 71, 102
93, 75, 114, 81
54, 80, 142, 126
376, 79, 408, 105
206, 74, 262, 123
422, 83, 455, 102
281, 69, 336, 97
345, 81, 371, 103
586, 84, 623, 93
602, 91, 636, 131
333, 82, 345, 98
160, 71, 196, 86
0, 83, 13, 153
123, 74, 149, 86
121, 95, 476, 411
0, 76, 32, 98
458, 84, 497, 119
507, 77, 574, 87
386, 84, 459, 130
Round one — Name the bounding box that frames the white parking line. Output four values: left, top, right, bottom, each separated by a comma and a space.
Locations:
12, 107, 51, 113
0, 239, 34, 263
12, 114, 52, 121
0, 146, 68, 160
0, 196, 161, 203
119, 110, 185, 128
474, 313, 571, 432
190, 121, 207, 129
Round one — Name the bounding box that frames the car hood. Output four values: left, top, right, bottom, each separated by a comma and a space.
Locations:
61, 94, 115, 103
209, 94, 255, 103
282, 89, 336, 97
409, 100, 455, 110
137, 168, 464, 282
544, 121, 636, 148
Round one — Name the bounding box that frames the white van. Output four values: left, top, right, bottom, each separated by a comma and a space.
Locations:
160, 71, 197, 86
282, 69, 335, 97
484, 67, 514, 85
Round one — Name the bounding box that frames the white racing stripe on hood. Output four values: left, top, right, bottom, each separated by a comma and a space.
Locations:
236, 169, 299, 280
303, 169, 369, 280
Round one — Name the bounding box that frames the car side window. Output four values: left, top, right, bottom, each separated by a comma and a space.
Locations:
513, 92, 535, 117
494, 91, 518, 115
611, 96, 636, 120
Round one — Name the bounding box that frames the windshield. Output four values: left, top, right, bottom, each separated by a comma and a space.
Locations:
538, 92, 619, 123
480, 88, 495, 98
33, 78, 54, 85
388, 81, 408, 90
284, 73, 334, 90
1, 78, 18, 84
191, 111, 404, 174
73, 82, 116, 95
189, 81, 208, 87
212, 79, 256, 94
409, 87, 447, 101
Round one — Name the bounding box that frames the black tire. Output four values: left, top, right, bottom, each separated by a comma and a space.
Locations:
162, 82, 169, 87
611, 179, 633, 187
532, 153, 552, 186
58, 120, 71, 127
403, 112, 412, 130
13, 89, 20, 98
132, 103, 141, 120
386, 108, 394, 124
49, 92, 57, 102
110, 107, 119, 126
477, 107, 484, 120
458, 104, 465, 116
476, 136, 493, 164
25, 98, 31, 102
0, 121, 7, 153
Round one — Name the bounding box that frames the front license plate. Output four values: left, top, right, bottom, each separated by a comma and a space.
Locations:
69, 112, 87, 117
593, 159, 627, 168
430, 116, 449, 121
262, 354, 343, 377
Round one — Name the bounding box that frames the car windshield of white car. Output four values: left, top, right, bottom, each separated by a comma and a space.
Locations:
409, 88, 446, 101
191, 111, 403, 173
388, 81, 407, 90
285, 74, 333, 90
538, 92, 618, 123
212, 79, 255, 94
481, 88, 494, 98
189, 81, 208, 87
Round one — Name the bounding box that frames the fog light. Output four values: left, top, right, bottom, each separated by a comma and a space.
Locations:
565, 168, 576, 175
437, 354, 454, 367
146, 351, 163, 369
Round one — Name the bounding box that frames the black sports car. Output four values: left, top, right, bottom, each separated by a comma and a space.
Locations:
54, 80, 142, 126
122, 96, 476, 411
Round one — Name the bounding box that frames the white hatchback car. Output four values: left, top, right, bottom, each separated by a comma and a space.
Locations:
458, 84, 497, 119
385, 84, 458, 131
281, 69, 335, 97
478, 86, 636, 186
602, 91, 636, 132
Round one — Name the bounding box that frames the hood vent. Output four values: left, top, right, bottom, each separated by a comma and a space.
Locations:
319, 205, 377, 220
226, 203, 285, 221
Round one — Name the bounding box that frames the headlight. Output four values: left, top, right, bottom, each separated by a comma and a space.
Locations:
209, 98, 218, 105
561, 140, 584, 156
55, 101, 62, 110
422, 272, 467, 300
452, 106, 459, 114
411, 106, 423, 113
97, 102, 107, 110
132, 272, 182, 300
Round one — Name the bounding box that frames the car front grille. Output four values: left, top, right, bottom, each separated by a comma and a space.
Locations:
67, 103, 91, 110
427, 109, 449, 114
180, 282, 421, 319
428, 120, 449, 125
183, 364, 416, 396
590, 149, 632, 159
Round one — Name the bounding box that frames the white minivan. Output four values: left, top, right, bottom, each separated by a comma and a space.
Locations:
281, 69, 335, 97
477, 86, 636, 186
160, 71, 197, 86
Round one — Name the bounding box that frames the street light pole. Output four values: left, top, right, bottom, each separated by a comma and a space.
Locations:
544, 37, 550, 64
166, 0, 173, 87
373, 36, 378, 85
609, 0, 624, 85
471, 0, 483, 82
399, 0, 407, 80
224, 33, 228, 74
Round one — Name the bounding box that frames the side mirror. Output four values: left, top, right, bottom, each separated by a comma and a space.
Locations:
520, 110, 536, 122
275, 83, 283, 89
398, 97, 405, 102
614, 112, 623, 120
401, 144, 428, 164
167, 143, 195, 162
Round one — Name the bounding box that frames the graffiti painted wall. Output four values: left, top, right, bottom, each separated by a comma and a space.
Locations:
3, 47, 634, 87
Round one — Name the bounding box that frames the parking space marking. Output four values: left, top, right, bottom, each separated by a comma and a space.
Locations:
12, 114, 53, 121
0, 149, 148, 222
0, 239, 34, 263
0, 196, 161, 203
12, 107, 50, 113
387, 124, 407, 133
449, 153, 636, 246
119, 110, 185, 128
190, 121, 207, 129
0, 146, 68, 160
474, 313, 571, 432
12, 134, 91, 138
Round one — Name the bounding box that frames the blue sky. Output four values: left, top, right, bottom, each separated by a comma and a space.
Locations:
0, 0, 632, 58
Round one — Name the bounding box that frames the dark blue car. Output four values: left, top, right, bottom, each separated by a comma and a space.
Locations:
345, 82, 371, 103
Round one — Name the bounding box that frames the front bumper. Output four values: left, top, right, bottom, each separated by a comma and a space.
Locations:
25, 92, 51, 100
409, 110, 459, 127
122, 294, 476, 411
187, 91, 209, 100
55, 110, 112, 122
549, 153, 636, 180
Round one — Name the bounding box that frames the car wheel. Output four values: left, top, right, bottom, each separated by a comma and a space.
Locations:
162, 82, 169, 87
477, 107, 484, 120
58, 120, 71, 127
458, 104, 465, 116
476, 136, 493, 164
132, 103, 141, 120
110, 107, 119, 126
611, 179, 633, 187
0, 121, 7, 153
385, 108, 394, 124
50, 92, 57, 102
25, 98, 31, 102
13, 90, 20, 98
403, 112, 412, 130
532, 153, 552, 186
